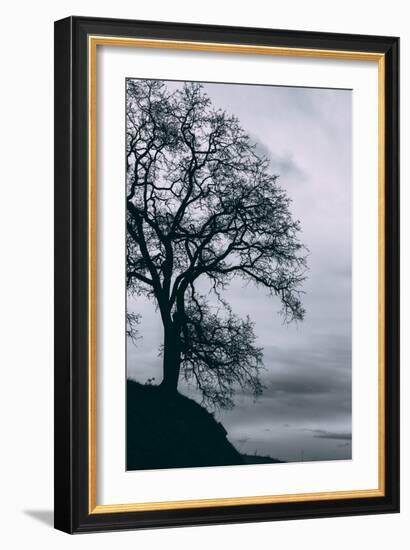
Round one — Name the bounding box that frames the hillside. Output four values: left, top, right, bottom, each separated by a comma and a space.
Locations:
242, 454, 283, 464
127, 380, 245, 470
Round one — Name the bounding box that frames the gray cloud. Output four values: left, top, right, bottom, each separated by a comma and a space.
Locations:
305, 429, 352, 441
252, 136, 307, 183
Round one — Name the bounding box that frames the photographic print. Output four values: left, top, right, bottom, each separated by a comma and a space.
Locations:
126, 78, 352, 471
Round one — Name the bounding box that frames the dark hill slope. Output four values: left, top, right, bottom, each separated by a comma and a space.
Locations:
127, 380, 244, 470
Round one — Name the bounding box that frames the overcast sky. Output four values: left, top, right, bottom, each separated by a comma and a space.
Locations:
127, 80, 352, 463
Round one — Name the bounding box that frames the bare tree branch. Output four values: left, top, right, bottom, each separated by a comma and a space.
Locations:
126, 79, 308, 407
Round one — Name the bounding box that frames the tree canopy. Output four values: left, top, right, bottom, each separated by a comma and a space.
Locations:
126, 79, 307, 408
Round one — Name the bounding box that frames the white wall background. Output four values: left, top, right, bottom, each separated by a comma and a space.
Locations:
0, 0, 407, 547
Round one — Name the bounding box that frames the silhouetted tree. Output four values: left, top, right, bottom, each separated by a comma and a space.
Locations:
126, 79, 307, 408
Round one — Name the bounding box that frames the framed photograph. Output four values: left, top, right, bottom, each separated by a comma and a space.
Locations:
54, 16, 399, 533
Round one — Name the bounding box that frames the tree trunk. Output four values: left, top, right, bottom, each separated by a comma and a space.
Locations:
161, 325, 181, 392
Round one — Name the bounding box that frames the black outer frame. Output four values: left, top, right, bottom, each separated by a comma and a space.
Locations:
54, 16, 400, 534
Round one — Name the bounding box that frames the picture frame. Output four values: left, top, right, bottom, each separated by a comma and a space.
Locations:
54, 15, 400, 533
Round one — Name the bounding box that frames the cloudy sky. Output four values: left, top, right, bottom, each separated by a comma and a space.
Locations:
127, 80, 352, 463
